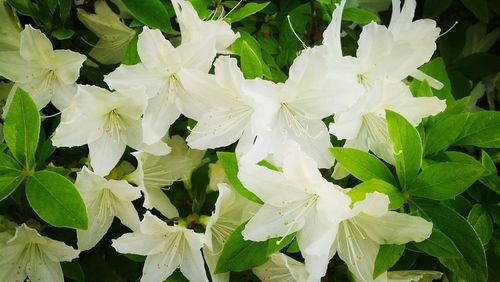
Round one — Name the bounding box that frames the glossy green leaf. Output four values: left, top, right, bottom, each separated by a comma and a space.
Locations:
121, 0, 175, 34
479, 150, 500, 194
454, 111, 500, 148
414, 58, 454, 102
217, 152, 263, 204
51, 28, 74, 40
373, 244, 405, 279
226, 2, 270, 23
424, 113, 468, 156
240, 41, 263, 79
330, 147, 397, 186
414, 228, 463, 259
386, 110, 423, 189
25, 170, 88, 230
411, 199, 487, 282
467, 204, 493, 245
0, 152, 25, 201
121, 33, 140, 65
408, 162, 484, 200
342, 7, 380, 24
347, 179, 404, 210
3, 88, 40, 170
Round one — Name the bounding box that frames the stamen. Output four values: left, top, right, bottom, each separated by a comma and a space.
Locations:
280, 103, 323, 139
287, 15, 308, 49
223, 0, 244, 20
438, 21, 458, 38
104, 109, 125, 143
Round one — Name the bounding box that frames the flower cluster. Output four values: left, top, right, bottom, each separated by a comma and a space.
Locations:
0, 0, 456, 281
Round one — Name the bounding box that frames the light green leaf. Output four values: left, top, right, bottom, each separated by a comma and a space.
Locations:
411, 199, 488, 282
121, 33, 140, 65
330, 147, 397, 186
413, 58, 454, 102
25, 170, 88, 230
51, 28, 74, 40
121, 0, 175, 34
3, 88, 40, 170
0, 152, 25, 201
414, 228, 463, 259
479, 150, 500, 194
347, 179, 404, 210
386, 110, 423, 189
424, 113, 468, 156
454, 111, 500, 148
408, 162, 484, 200
217, 152, 263, 204
342, 7, 380, 24
240, 41, 263, 79
373, 244, 405, 279
467, 204, 493, 246
226, 2, 270, 23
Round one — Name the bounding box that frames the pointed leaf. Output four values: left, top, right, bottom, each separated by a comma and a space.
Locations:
424, 113, 468, 156
454, 111, 500, 148
121, 0, 175, 34
26, 170, 88, 229
414, 227, 463, 259
373, 244, 405, 279
0, 152, 25, 201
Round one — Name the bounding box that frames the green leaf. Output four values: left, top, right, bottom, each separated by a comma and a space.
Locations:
217, 152, 262, 204
25, 170, 88, 229
3, 88, 40, 170
58, 0, 71, 22
342, 7, 380, 24
226, 2, 270, 23
51, 28, 75, 40
0, 152, 25, 201
451, 53, 500, 80
454, 111, 500, 148
461, 0, 489, 23
414, 58, 454, 102
373, 244, 405, 279
277, 4, 310, 67
215, 221, 290, 273
479, 150, 500, 194
414, 228, 463, 259
347, 179, 404, 210
408, 162, 484, 200
239, 41, 263, 79
424, 113, 468, 156
467, 204, 493, 245
411, 199, 488, 282
413, 79, 433, 97
62, 260, 84, 281
121, 32, 140, 65
6, 0, 39, 17
386, 110, 423, 189
330, 147, 397, 186
121, 0, 175, 34
191, 164, 208, 214
423, 0, 453, 18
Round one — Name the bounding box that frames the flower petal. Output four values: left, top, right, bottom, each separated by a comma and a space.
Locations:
88, 134, 126, 176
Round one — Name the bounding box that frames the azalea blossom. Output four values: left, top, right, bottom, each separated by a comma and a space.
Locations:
0, 224, 80, 282
75, 166, 141, 251
52, 85, 170, 176
253, 253, 308, 282
0, 25, 86, 111
333, 192, 433, 282
239, 143, 352, 280
112, 211, 208, 282
77, 0, 136, 65
203, 183, 260, 282
126, 135, 205, 218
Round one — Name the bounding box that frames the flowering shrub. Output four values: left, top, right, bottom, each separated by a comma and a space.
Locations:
0, 0, 499, 281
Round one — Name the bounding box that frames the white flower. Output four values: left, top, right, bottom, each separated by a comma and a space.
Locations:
52, 85, 170, 176
203, 183, 260, 282
253, 253, 308, 282
0, 224, 80, 282
0, 0, 21, 52
75, 166, 141, 251
178, 55, 272, 152
104, 26, 218, 145
77, 1, 135, 65
171, 0, 239, 53
0, 25, 86, 111
240, 47, 361, 168
329, 80, 445, 165
112, 211, 208, 282
239, 143, 352, 281
126, 135, 205, 218
333, 192, 432, 282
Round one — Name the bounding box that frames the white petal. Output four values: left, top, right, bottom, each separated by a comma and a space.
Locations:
0, 51, 45, 83
104, 63, 167, 96
53, 49, 86, 84
137, 27, 180, 69
177, 40, 217, 72
140, 211, 171, 235
281, 143, 323, 185
26, 255, 64, 282
51, 107, 104, 147
112, 232, 166, 256
142, 93, 181, 144
114, 200, 141, 231
20, 25, 54, 65
322, 0, 346, 57
141, 251, 180, 282
143, 186, 179, 219
203, 246, 230, 282
77, 194, 114, 251
180, 231, 208, 282
49, 81, 77, 111
88, 134, 126, 176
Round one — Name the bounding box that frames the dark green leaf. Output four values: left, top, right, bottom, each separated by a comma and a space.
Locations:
467, 204, 493, 245
461, 0, 489, 23
411, 199, 487, 282
452, 53, 500, 80
454, 111, 500, 148
342, 7, 380, 24
217, 152, 262, 204
479, 150, 500, 194
347, 179, 404, 210
330, 147, 397, 186
62, 260, 84, 281
121, 32, 140, 65
3, 88, 40, 170
226, 2, 270, 23
414, 228, 463, 259
6, 0, 39, 17
121, 0, 175, 34
191, 164, 208, 214
58, 0, 71, 21
409, 162, 484, 200
0, 152, 25, 201
25, 170, 88, 229
423, 0, 453, 18
373, 244, 405, 279
386, 110, 423, 189
424, 113, 468, 156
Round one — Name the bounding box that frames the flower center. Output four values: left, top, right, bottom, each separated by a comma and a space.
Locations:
166, 74, 184, 103
104, 109, 125, 143
279, 103, 323, 139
